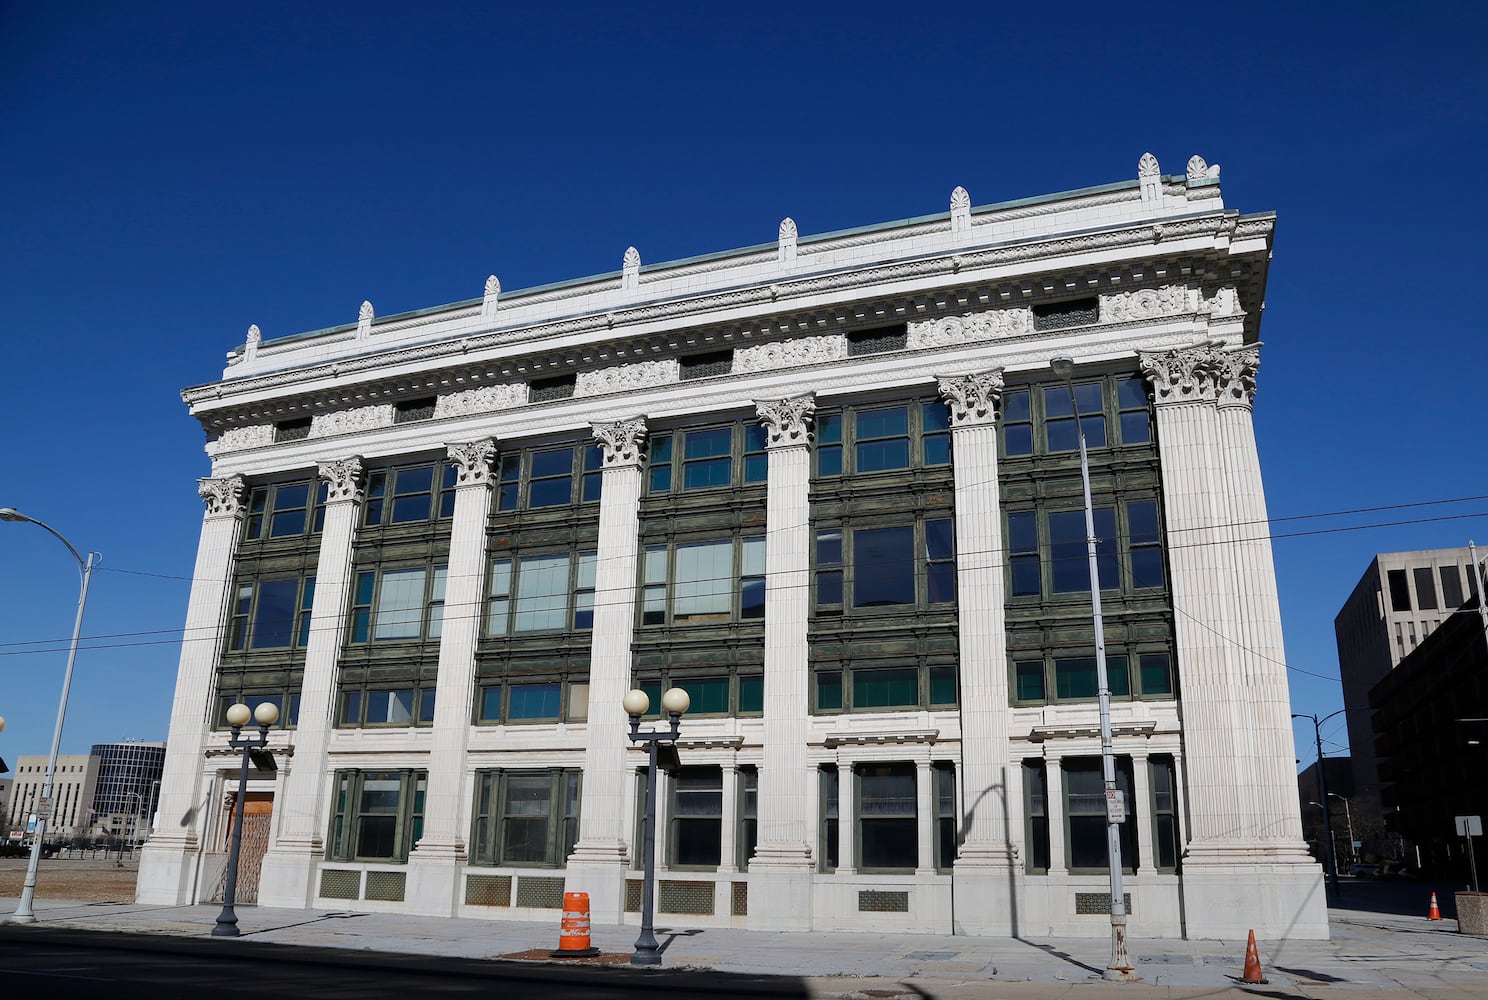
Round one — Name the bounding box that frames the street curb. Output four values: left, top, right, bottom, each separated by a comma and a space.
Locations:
0, 924, 813, 996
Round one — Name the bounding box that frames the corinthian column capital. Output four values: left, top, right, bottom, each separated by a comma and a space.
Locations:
197, 475, 247, 517
936, 369, 1005, 427
446, 439, 497, 485
755, 395, 817, 448
1139, 346, 1223, 403
318, 456, 366, 503
592, 417, 648, 468
1216, 347, 1261, 409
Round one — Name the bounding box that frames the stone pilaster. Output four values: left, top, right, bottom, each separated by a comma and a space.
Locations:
566, 417, 647, 922
138, 476, 247, 905
1131, 751, 1154, 876
406, 440, 496, 915
937, 371, 1023, 932
916, 758, 936, 875
746, 395, 816, 931
1142, 346, 1325, 939
257, 457, 364, 909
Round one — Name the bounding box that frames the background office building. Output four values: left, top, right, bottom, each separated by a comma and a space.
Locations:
141, 155, 1325, 939
90, 742, 167, 846
7, 754, 99, 843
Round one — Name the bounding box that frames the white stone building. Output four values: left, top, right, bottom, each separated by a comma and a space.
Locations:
140, 154, 1326, 939
8, 754, 100, 842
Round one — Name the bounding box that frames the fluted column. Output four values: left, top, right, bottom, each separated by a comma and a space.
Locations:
566, 417, 647, 921
1045, 753, 1068, 876
1143, 345, 1325, 939
746, 395, 816, 931
138, 476, 247, 904
719, 762, 740, 874
1131, 752, 1153, 876
405, 440, 496, 915
257, 457, 364, 909
837, 761, 856, 874
939, 370, 1022, 932
916, 758, 936, 875
1215, 351, 1308, 847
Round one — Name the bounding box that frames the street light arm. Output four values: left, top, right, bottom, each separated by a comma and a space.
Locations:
0, 508, 98, 578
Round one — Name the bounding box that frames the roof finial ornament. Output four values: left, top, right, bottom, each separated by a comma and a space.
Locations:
950, 186, 971, 233
1186, 155, 1219, 183
482, 275, 500, 319
778, 217, 798, 263
357, 300, 374, 341
242, 323, 262, 364
1138, 152, 1161, 207
622, 246, 641, 291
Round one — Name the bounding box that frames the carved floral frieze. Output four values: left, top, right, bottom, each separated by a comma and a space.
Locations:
592, 417, 648, 467
309, 404, 393, 438
937, 370, 1005, 427
1100, 285, 1190, 323
433, 383, 527, 419
198, 475, 247, 517
575, 359, 679, 397
755, 395, 816, 447
1202, 286, 1241, 317
734, 335, 847, 373
907, 308, 1031, 349
213, 424, 274, 452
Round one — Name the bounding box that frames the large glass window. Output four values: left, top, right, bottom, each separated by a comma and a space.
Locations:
337, 684, 436, 728
737, 766, 758, 871
813, 661, 956, 713
327, 769, 426, 862
244, 479, 328, 541
815, 519, 954, 614
496, 444, 603, 512
1150, 755, 1180, 872
669, 766, 722, 868
1063, 757, 1136, 873
640, 536, 765, 626
229, 575, 315, 651
934, 763, 957, 872
476, 675, 589, 725
1012, 647, 1173, 705
648, 422, 768, 494
470, 769, 581, 868
819, 765, 839, 873
349, 565, 447, 643
628, 671, 762, 718
1005, 499, 1163, 600
1023, 759, 1050, 874
815, 400, 951, 478
856, 763, 917, 871
485, 551, 596, 634
1387, 569, 1412, 611
1001, 374, 1152, 459
363, 462, 458, 527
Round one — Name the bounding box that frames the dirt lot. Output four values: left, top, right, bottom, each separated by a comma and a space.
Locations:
0, 857, 140, 903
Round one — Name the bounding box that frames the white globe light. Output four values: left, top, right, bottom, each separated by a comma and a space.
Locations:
253, 702, 280, 726
622, 689, 650, 716
661, 687, 690, 715
225, 703, 252, 727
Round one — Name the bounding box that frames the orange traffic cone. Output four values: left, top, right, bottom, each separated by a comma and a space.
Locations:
1241, 929, 1268, 985
551, 891, 600, 957
1427, 892, 1442, 920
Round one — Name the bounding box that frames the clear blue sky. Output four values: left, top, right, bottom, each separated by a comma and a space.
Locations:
2, 2, 1485, 767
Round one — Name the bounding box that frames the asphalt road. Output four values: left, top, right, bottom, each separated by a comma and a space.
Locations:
0, 927, 812, 1000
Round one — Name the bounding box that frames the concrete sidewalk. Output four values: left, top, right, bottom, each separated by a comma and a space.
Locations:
2, 894, 1485, 998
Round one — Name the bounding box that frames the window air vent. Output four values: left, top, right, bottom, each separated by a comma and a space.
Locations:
1031, 297, 1099, 331
393, 397, 436, 424
529, 375, 576, 402
680, 350, 733, 381
847, 324, 908, 356
273, 418, 312, 443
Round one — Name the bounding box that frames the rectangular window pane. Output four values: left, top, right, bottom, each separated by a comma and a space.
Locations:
858, 764, 916, 870
1055, 657, 1098, 700
1413, 567, 1438, 610
1387, 569, 1411, 611
1140, 653, 1173, 695
509, 683, 562, 721
738, 675, 763, 713
816, 671, 842, 711
250, 579, 299, 649
853, 526, 915, 606
1106, 655, 1130, 697
374, 568, 426, 639
1049, 511, 1089, 593
1004, 424, 1033, 456
1441, 565, 1464, 608
688, 677, 731, 714
928, 665, 956, 706
856, 438, 910, 472
1120, 411, 1151, 444
514, 554, 570, 631
853, 667, 918, 709
674, 540, 732, 622
1015, 660, 1046, 702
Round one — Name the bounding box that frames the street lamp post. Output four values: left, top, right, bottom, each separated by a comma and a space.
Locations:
624, 686, 690, 967
1328, 793, 1356, 868
213, 701, 279, 937
1292, 708, 1355, 898
0, 507, 100, 925
1048, 356, 1134, 982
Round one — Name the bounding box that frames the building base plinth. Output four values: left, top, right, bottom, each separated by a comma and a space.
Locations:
746, 866, 814, 931
1179, 861, 1328, 940
136, 839, 199, 905
951, 861, 1023, 936
405, 856, 461, 917
255, 849, 321, 909
562, 857, 629, 923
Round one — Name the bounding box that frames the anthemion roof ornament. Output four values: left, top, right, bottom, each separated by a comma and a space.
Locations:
778, 217, 797, 263
357, 300, 374, 341
482, 275, 500, 318
949, 186, 971, 233
622, 246, 641, 290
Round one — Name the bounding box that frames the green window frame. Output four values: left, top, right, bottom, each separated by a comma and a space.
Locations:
327, 769, 426, 863
934, 762, 957, 872
647, 421, 768, 494
243, 478, 328, 541
855, 763, 917, 873
640, 535, 765, 626
228, 575, 315, 652
475, 676, 589, 725
1003, 498, 1164, 601
814, 518, 955, 615
1010, 647, 1175, 706
336, 685, 436, 728
628, 672, 763, 719
349, 564, 447, 644
363, 461, 458, 527
737, 766, 758, 871
1000, 373, 1153, 459
485, 550, 597, 635
496, 443, 603, 512
818, 765, 839, 873
812, 661, 957, 714
1063, 757, 1136, 875
1023, 759, 1050, 874
1150, 755, 1181, 872
814, 398, 951, 478
213, 690, 300, 731
470, 769, 581, 868
668, 766, 723, 869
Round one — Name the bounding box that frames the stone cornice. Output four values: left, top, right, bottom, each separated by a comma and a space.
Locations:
185, 210, 1270, 426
